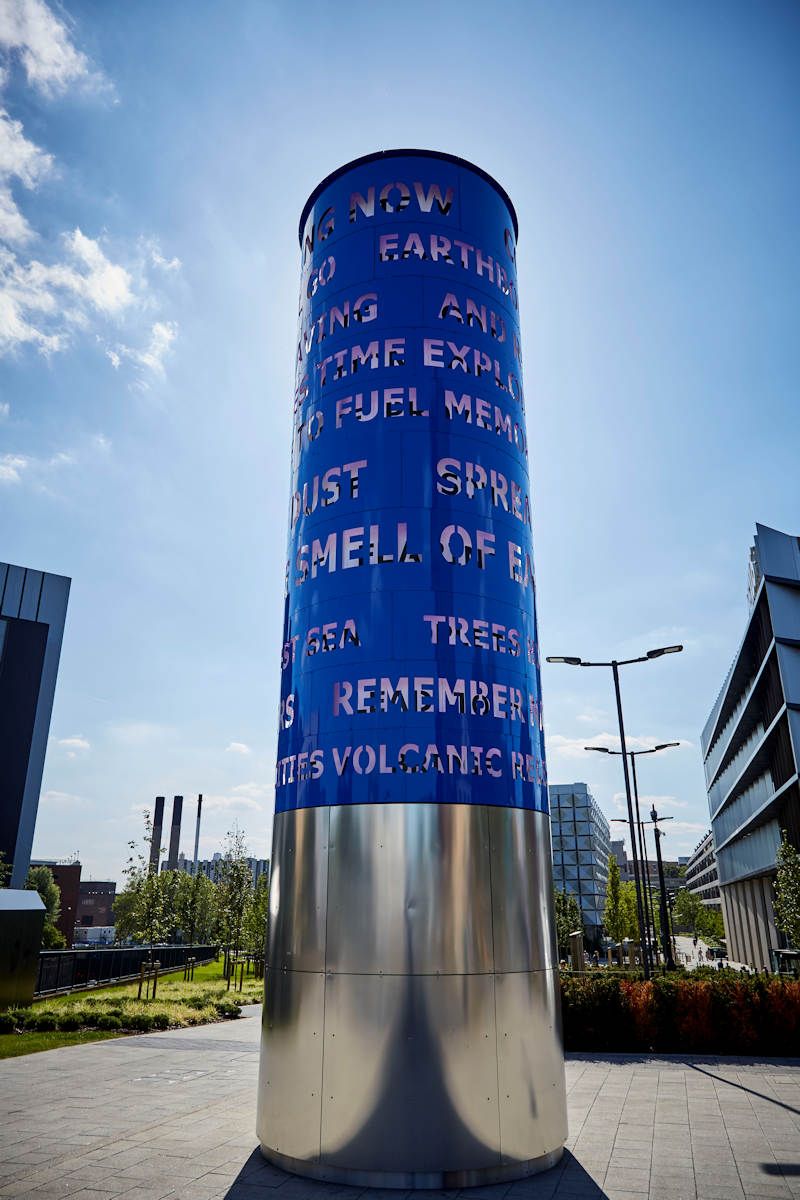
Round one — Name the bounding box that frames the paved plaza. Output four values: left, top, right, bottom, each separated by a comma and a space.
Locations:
1, 1007, 798, 1200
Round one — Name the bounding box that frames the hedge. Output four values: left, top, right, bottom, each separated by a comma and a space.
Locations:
561, 972, 800, 1054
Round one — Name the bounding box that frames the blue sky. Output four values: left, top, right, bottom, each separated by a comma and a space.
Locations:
1, 0, 798, 881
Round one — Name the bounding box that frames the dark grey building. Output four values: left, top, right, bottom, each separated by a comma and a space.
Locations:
701, 524, 800, 969
0, 562, 70, 888
549, 783, 611, 945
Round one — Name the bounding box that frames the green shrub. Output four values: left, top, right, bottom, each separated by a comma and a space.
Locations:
57, 1012, 83, 1031
214, 999, 241, 1019
0, 1012, 16, 1033
126, 1013, 155, 1032
25, 1010, 58, 1031
95, 1014, 122, 1031
150, 1012, 170, 1030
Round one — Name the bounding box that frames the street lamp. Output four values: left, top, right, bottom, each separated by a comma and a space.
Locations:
587, 743, 680, 971
546, 645, 683, 980
615, 812, 677, 971
650, 806, 676, 970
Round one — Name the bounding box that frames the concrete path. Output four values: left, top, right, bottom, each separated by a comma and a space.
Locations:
1, 1007, 799, 1200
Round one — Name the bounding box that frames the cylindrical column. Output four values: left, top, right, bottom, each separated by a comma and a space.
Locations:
258, 149, 567, 1188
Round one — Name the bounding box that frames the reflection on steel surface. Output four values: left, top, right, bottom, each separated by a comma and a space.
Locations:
257, 804, 567, 1185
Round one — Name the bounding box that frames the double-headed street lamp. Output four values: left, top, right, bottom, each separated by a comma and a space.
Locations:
650, 806, 676, 970
546, 646, 683, 980
587, 743, 679, 972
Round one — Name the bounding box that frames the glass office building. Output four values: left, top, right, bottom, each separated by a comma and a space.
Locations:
701, 524, 800, 969
0, 561, 70, 888
549, 783, 611, 946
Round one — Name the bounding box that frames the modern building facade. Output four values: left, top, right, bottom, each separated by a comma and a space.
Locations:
0, 562, 70, 888
549, 783, 611, 946
175, 851, 269, 889
684, 831, 721, 910
701, 523, 800, 970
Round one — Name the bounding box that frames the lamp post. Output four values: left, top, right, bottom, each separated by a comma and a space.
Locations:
546, 645, 682, 982
609, 816, 648, 970
650, 806, 676, 970
587, 743, 680, 970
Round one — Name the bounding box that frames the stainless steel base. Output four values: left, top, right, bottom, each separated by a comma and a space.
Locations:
261, 1144, 564, 1189
257, 803, 567, 1185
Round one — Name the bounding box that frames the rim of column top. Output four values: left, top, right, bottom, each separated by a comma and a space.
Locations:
298, 148, 519, 244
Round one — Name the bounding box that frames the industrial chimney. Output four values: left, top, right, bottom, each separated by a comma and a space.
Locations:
193, 794, 203, 872
167, 795, 183, 870
149, 796, 165, 873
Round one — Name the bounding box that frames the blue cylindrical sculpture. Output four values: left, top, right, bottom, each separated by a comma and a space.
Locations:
257, 150, 567, 1188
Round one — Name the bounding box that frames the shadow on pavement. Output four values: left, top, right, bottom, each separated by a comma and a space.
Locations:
222, 1148, 606, 1198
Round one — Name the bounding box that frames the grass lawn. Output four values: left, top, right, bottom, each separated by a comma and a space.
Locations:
0, 1029, 123, 1059
0, 957, 264, 1059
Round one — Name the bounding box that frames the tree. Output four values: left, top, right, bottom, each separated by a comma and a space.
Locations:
175, 871, 218, 944
604, 855, 627, 943
26, 865, 66, 948
553, 888, 583, 959
216, 828, 253, 960
619, 881, 640, 940
159, 870, 182, 943
243, 872, 270, 958
774, 831, 800, 950
115, 811, 169, 947
672, 887, 704, 935
0, 850, 10, 888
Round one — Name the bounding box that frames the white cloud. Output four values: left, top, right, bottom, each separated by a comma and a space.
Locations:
63, 228, 133, 312
231, 781, 270, 800
638, 793, 688, 810
0, 107, 52, 243
575, 707, 609, 725
0, 399, 10, 418
203, 792, 263, 813
107, 320, 178, 382
546, 731, 692, 761
0, 229, 137, 356
0, 0, 99, 96
0, 450, 27, 482
610, 791, 689, 815
149, 244, 181, 273
226, 741, 251, 756
0, 5, 177, 375
40, 788, 88, 806
107, 720, 172, 746
56, 733, 90, 754
0, 431, 108, 488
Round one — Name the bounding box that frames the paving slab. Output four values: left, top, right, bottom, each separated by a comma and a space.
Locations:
1, 1015, 799, 1199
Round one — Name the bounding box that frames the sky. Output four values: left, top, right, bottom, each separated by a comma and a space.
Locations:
1, 0, 798, 882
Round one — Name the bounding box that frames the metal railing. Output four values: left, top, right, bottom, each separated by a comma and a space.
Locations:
35, 944, 218, 996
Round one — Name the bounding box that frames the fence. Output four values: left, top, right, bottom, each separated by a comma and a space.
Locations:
35, 944, 218, 996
